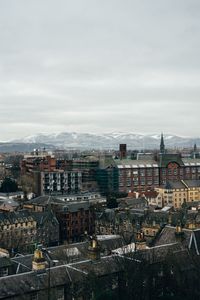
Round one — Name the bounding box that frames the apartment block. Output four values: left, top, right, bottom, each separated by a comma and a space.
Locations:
34, 170, 82, 195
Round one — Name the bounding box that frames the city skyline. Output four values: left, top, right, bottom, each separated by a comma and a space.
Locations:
0, 0, 200, 140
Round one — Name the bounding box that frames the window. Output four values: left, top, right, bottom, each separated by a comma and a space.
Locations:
147, 169, 152, 176
192, 168, 196, 174
174, 169, 178, 175
140, 169, 145, 176
186, 167, 190, 174
168, 169, 172, 175
154, 169, 159, 175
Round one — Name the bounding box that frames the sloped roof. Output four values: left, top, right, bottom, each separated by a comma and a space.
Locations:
154, 226, 192, 248
0, 266, 72, 299
189, 229, 200, 255
159, 153, 184, 167
0, 257, 12, 268
115, 159, 158, 169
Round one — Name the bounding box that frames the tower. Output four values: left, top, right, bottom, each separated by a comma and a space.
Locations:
160, 133, 165, 154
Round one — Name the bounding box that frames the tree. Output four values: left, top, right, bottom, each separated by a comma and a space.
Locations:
19, 175, 35, 199
107, 194, 118, 208
0, 177, 18, 193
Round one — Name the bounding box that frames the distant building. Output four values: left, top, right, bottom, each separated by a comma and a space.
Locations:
21, 153, 99, 196
98, 135, 200, 194
34, 170, 82, 195
156, 180, 200, 209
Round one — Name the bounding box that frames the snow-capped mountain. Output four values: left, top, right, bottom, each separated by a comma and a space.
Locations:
9, 132, 200, 150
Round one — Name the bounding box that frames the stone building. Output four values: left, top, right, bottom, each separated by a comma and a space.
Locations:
156, 179, 200, 208
0, 210, 59, 254
0, 232, 200, 299
24, 194, 97, 243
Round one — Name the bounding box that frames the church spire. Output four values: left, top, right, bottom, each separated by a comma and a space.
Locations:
193, 143, 197, 159
160, 133, 165, 154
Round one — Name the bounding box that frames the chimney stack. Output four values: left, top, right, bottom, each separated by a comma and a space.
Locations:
119, 144, 127, 160
32, 248, 46, 272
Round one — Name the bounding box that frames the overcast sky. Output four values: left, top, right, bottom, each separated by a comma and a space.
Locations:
0, 0, 200, 140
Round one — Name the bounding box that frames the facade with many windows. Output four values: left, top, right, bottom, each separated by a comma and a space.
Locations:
156, 180, 200, 209
114, 156, 200, 194
34, 170, 82, 195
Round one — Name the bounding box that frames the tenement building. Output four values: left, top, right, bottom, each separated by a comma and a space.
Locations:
1, 231, 200, 299
0, 210, 59, 254
24, 194, 97, 243
156, 180, 200, 208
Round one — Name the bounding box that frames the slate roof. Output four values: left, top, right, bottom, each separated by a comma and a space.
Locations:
153, 226, 192, 248
0, 235, 197, 299
118, 197, 147, 208
28, 196, 92, 212
99, 156, 117, 169
0, 257, 12, 268
0, 266, 73, 299
26, 195, 51, 206
189, 229, 200, 255
0, 198, 19, 208
182, 158, 200, 166
136, 243, 183, 264
100, 155, 200, 169
183, 180, 200, 188
0, 210, 34, 224
11, 236, 124, 275
165, 181, 185, 189
0, 210, 58, 227
159, 153, 184, 167
115, 159, 158, 169
70, 255, 122, 277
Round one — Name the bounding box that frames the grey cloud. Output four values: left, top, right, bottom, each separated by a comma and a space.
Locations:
0, 0, 200, 140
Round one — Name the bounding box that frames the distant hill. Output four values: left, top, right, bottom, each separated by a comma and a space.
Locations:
4, 132, 199, 151
0, 143, 55, 153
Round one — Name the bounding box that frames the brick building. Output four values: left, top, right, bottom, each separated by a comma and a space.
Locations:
24, 195, 96, 243
21, 152, 99, 196
21, 151, 57, 175
98, 136, 200, 194
56, 201, 95, 243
